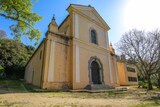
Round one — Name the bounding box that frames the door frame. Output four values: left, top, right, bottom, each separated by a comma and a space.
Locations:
88, 56, 104, 85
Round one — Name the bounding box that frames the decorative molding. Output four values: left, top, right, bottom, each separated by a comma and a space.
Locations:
88, 56, 104, 85
73, 38, 109, 53
108, 54, 113, 83
71, 8, 110, 30
48, 40, 55, 82
47, 31, 70, 41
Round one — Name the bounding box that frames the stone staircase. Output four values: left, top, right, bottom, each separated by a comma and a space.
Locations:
85, 84, 114, 90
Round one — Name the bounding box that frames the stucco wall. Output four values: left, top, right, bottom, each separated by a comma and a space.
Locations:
41, 34, 72, 89
117, 62, 138, 86
73, 13, 108, 48
125, 64, 138, 85
110, 55, 119, 86
72, 39, 112, 89
25, 42, 44, 87
59, 16, 72, 37
70, 10, 112, 89
117, 62, 127, 85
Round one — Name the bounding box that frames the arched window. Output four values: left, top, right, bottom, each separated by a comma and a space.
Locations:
91, 30, 97, 44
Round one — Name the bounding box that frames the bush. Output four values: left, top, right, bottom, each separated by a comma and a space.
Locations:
0, 65, 6, 79
0, 65, 4, 72
138, 80, 148, 88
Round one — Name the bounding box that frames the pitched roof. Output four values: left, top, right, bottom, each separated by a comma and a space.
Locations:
67, 4, 110, 30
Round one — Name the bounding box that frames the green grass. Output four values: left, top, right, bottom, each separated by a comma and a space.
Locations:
0, 79, 55, 92
0, 79, 28, 92
132, 102, 160, 107
131, 99, 160, 107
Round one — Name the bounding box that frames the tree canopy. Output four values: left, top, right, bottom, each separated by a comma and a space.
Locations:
117, 29, 160, 90
0, 0, 42, 44
0, 38, 35, 79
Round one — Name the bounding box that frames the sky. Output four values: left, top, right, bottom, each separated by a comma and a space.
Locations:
1, 0, 160, 48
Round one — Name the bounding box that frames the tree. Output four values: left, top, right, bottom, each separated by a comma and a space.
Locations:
117, 29, 160, 90
0, 30, 7, 38
0, 0, 42, 44
0, 38, 35, 79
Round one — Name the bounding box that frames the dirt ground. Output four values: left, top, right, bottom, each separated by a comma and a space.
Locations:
0, 80, 159, 107
0, 91, 157, 107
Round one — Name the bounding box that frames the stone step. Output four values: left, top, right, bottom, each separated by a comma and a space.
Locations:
85, 84, 114, 90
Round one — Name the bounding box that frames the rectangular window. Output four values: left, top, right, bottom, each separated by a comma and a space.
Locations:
128, 77, 137, 82
127, 67, 135, 72
91, 30, 98, 45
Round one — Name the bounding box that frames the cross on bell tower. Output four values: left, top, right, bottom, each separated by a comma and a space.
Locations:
48, 14, 58, 33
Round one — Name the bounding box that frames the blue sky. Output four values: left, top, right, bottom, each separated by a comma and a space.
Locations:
1, 0, 160, 48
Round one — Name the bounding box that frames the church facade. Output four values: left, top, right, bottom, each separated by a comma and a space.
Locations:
25, 4, 138, 90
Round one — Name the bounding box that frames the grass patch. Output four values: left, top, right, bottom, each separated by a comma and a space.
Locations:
46, 90, 130, 99
0, 79, 28, 92
0, 79, 54, 93
132, 100, 160, 107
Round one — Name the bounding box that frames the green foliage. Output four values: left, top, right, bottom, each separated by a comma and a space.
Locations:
0, 0, 42, 44
0, 65, 4, 73
0, 38, 35, 79
138, 80, 148, 88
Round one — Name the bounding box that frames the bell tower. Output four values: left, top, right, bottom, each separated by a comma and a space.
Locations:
48, 15, 58, 33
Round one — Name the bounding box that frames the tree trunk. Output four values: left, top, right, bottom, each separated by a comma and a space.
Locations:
147, 75, 153, 90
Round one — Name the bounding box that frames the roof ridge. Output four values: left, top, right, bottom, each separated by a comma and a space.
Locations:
66, 4, 93, 10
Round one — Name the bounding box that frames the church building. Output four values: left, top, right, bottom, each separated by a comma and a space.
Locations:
24, 4, 138, 90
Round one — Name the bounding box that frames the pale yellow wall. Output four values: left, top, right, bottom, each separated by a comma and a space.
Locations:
125, 64, 138, 85
59, 16, 72, 37
117, 62, 127, 85
72, 39, 112, 89
73, 13, 108, 48
70, 6, 113, 89
25, 42, 44, 87
117, 61, 138, 86
41, 34, 72, 89
110, 56, 119, 86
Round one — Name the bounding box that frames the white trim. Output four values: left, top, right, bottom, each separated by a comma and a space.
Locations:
48, 40, 55, 82
108, 54, 113, 83
76, 45, 80, 82
75, 14, 79, 38
106, 32, 109, 48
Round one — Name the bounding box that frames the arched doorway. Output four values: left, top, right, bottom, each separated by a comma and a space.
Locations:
91, 61, 101, 84
88, 56, 104, 85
